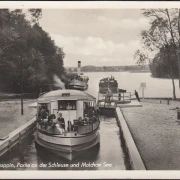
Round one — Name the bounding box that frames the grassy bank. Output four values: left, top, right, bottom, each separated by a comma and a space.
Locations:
0, 100, 36, 139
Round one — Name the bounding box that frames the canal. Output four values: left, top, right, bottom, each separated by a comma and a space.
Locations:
0, 115, 131, 170
0, 72, 132, 170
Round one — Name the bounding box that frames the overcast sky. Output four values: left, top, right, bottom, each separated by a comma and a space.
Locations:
39, 9, 150, 67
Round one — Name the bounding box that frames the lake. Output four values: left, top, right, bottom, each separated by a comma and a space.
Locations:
84, 72, 180, 99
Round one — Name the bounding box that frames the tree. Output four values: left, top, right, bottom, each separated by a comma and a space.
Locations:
141, 9, 180, 88
0, 9, 65, 93
133, 50, 149, 67
136, 9, 180, 99
149, 44, 178, 99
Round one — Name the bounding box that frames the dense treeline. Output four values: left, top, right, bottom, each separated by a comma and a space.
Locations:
0, 9, 65, 93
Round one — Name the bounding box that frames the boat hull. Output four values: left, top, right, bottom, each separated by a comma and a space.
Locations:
68, 80, 88, 91
34, 131, 100, 160
68, 84, 88, 91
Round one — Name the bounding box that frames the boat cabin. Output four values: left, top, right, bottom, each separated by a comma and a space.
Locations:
36, 89, 99, 136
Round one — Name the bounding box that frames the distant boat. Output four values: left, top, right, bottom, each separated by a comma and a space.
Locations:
99, 76, 118, 94
68, 75, 89, 91
66, 61, 88, 91
35, 89, 100, 160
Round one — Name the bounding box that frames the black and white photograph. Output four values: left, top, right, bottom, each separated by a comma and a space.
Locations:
1, 1, 180, 179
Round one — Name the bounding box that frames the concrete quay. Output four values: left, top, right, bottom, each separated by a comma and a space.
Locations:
0, 117, 36, 157
0, 100, 36, 157
115, 99, 146, 170
120, 99, 180, 170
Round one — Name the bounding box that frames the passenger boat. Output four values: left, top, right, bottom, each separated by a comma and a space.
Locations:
68, 75, 89, 90
67, 61, 89, 91
34, 89, 100, 160
99, 76, 118, 94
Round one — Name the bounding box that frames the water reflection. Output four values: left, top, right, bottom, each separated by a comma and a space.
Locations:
36, 142, 100, 170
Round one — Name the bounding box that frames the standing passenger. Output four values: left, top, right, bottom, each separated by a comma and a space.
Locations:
57, 113, 65, 130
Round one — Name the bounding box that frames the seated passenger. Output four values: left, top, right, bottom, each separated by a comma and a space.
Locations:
78, 117, 83, 124
57, 113, 65, 130
83, 114, 89, 125
48, 114, 56, 125
54, 123, 63, 134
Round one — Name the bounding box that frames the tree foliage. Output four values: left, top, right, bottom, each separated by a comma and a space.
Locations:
0, 9, 65, 93
135, 8, 180, 99
133, 50, 149, 67
150, 44, 178, 78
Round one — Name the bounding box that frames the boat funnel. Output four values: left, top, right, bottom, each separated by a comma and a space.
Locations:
77, 61, 81, 76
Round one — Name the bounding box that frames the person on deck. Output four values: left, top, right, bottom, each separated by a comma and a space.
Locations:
106, 88, 112, 105
57, 113, 65, 130
40, 107, 48, 119
88, 107, 94, 118
134, 90, 141, 102
83, 114, 89, 125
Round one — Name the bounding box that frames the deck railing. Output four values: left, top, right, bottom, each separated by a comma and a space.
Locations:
98, 92, 131, 105
37, 117, 100, 135
77, 120, 100, 135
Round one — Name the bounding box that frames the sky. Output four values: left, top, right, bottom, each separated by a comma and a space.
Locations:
39, 9, 150, 67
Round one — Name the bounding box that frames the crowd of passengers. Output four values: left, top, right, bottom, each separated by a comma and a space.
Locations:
70, 75, 89, 82
37, 106, 100, 132
100, 76, 115, 83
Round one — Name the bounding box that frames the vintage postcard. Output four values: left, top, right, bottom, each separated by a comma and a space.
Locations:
0, 1, 180, 179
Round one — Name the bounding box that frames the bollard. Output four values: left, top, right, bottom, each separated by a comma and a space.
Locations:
160, 100, 161, 104
177, 110, 180, 119
167, 100, 169, 105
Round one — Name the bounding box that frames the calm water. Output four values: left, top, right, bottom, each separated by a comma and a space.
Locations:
84, 72, 180, 98
0, 116, 131, 170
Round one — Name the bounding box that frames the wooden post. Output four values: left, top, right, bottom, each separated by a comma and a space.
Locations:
167, 100, 169, 105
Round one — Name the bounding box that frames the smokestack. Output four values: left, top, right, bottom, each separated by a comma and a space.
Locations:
77, 61, 81, 76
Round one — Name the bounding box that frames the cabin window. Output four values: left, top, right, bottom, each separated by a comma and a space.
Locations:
58, 100, 76, 110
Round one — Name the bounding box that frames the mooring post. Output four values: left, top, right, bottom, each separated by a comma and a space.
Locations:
167, 99, 169, 105
160, 100, 161, 104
